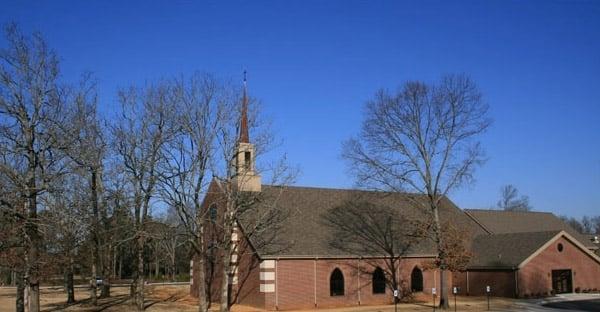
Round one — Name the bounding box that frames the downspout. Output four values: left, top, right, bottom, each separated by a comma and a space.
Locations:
357, 258, 361, 305
514, 269, 519, 298
275, 259, 279, 310
314, 258, 317, 308
466, 271, 469, 295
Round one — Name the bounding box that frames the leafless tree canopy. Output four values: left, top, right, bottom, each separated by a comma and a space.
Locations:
345, 75, 490, 196
497, 184, 532, 211
0, 24, 297, 312
0, 23, 70, 312
343, 74, 490, 308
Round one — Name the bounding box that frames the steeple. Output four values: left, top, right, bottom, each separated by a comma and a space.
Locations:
239, 70, 250, 144
232, 71, 261, 192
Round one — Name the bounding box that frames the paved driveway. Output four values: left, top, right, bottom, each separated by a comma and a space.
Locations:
505, 294, 600, 312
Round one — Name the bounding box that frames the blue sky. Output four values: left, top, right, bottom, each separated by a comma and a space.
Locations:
2, 1, 599, 217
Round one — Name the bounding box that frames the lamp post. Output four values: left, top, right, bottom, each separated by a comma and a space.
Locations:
432, 287, 437, 312
486, 285, 491, 311
393, 289, 398, 312
453, 286, 458, 312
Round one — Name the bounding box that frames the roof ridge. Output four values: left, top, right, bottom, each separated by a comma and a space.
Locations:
465, 208, 554, 215
480, 230, 562, 237
261, 184, 426, 196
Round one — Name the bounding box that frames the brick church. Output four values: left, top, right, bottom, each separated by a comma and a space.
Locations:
191, 83, 600, 311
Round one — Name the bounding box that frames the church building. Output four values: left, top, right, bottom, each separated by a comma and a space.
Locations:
190, 80, 600, 311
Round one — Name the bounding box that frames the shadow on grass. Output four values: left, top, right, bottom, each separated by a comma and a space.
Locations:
144, 292, 184, 310
39, 286, 188, 312
43, 294, 130, 312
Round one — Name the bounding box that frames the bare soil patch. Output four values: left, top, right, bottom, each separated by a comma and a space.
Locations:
0, 286, 517, 312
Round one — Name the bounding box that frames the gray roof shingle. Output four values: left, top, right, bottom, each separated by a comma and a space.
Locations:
244, 185, 487, 258
468, 231, 560, 268
464, 209, 596, 249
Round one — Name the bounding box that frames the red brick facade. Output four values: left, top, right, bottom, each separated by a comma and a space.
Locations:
454, 234, 600, 298
193, 254, 455, 310
453, 270, 516, 297
518, 236, 600, 297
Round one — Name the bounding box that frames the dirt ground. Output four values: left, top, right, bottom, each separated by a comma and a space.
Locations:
0, 285, 517, 312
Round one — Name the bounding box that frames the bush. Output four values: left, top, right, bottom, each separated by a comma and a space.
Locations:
575, 287, 581, 293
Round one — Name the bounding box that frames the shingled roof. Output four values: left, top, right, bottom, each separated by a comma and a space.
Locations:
244, 185, 488, 259
468, 231, 560, 268
464, 209, 596, 249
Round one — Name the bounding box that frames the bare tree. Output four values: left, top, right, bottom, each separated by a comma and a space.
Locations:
207, 75, 296, 312
497, 184, 532, 211
343, 74, 490, 309
559, 215, 598, 234
581, 216, 594, 234
592, 216, 600, 235
0, 24, 70, 312
321, 195, 420, 301
112, 82, 177, 310
0, 175, 26, 311
158, 73, 230, 312
41, 171, 89, 304
63, 74, 113, 302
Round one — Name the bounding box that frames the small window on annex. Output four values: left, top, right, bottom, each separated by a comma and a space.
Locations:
372, 267, 386, 294
330, 268, 345, 296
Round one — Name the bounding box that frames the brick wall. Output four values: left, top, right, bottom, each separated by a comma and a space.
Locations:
452, 235, 600, 299
453, 270, 516, 297
265, 257, 447, 311
518, 236, 600, 296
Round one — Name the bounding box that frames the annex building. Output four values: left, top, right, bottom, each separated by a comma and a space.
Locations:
190, 85, 600, 311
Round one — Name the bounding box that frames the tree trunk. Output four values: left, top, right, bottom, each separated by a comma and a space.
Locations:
90, 169, 100, 305
101, 273, 111, 298
155, 252, 159, 279
100, 243, 111, 298
97, 167, 111, 299
16, 271, 24, 312
439, 269, 449, 309
171, 252, 176, 282
90, 263, 97, 305
25, 193, 41, 312
113, 248, 117, 279
65, 255, 75, 304
65, 269, 75, 304
136, 237, 145, 311
432, 203, 449, 309
196, 253, 209, 312
219, 257, 230, 312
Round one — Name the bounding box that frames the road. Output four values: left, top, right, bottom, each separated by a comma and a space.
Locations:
502, 294, 600, 312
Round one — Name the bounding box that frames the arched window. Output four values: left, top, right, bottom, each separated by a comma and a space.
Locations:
330, 268, 344, 296
411, 267, 423, 292
372, 267, 386, 294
